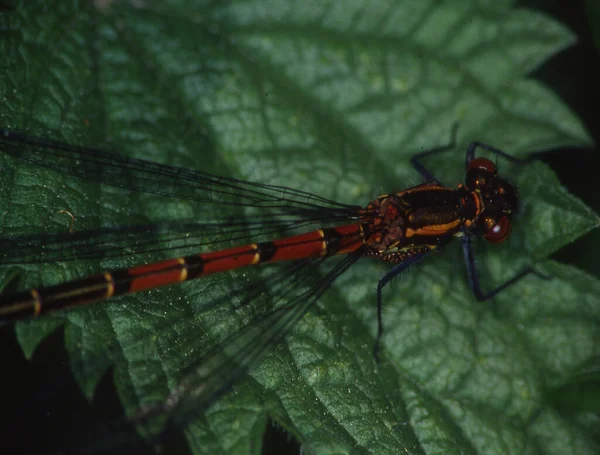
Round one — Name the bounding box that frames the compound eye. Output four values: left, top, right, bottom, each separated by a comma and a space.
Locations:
466, 158, 496, 190
467, 157, 496, 174
483, 215, 511, 244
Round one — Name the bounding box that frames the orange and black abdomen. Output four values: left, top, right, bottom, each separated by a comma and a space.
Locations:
0, 225, 363, 322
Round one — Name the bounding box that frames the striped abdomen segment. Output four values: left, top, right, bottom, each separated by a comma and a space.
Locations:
0, 224, 362, 322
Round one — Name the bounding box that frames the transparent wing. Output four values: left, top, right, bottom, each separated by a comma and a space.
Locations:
120, 253, 362, 436
0, 129, 357, 211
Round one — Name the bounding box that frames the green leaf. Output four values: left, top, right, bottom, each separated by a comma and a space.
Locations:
546, 354, 600, 414
1, 1, 598, 454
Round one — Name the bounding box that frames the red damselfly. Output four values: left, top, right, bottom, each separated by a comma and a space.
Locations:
0, 126, 538, 447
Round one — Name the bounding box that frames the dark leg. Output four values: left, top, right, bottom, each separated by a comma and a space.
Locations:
461, 235, 549, 301
412, 124, 532, 181
374, 252, 429, 362
410, 123, 459, 184
464, 141, 531, 169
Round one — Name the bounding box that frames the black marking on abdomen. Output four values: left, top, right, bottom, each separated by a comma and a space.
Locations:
256, 242, 277, 263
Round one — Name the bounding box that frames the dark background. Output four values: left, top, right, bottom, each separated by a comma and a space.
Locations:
2, 1, 599, 454
527, 0, 600, 278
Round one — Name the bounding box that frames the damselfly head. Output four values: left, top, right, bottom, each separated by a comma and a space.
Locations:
475, 174, 519, 244
465, 157, 497, 190
479, 210, 512, 244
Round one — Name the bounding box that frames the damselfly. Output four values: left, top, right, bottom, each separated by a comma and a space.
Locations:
0, 126, 537, 444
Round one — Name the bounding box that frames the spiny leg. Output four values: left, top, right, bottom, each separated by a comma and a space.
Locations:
410, 123, 459, 184
464, 141, 532, 169
461, 235, 549, 302
374, 251, 429, 362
